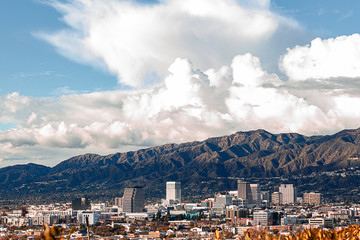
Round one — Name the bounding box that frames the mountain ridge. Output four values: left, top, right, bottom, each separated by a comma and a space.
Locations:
1, 128, 360, 201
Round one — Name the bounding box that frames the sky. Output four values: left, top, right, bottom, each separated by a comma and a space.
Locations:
1, 0, 360, 167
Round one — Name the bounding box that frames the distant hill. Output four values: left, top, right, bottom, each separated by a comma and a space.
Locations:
1, 128, 360, 202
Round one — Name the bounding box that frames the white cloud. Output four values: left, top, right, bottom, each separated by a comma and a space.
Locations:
2, 50, 360, 167
280, 34, 360, 81
3, 0, 360, 170
0, 93, 30, 124
37, 0, 298, 87
226, 54, 331, 133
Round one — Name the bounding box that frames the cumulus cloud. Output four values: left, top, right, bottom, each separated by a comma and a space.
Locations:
226, 54, 330, 133
0, 93, 30, 124
2, 50, 360, 167
36, 0, 298, 87
2, 0, 360, 168
280, 34, 360, 81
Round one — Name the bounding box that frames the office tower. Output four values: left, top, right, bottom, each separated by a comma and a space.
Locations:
261, 191, 270, 202
303, 192, 321, 205
166, 181, 181, 203
123, 187, 145, 213
237, 180, 252, 203
213, 192, 232, 210
250, 184, 261, 205
279, 184, 296, 204
21, 201, 27, 217
72, 197, 91, 210
114, 197, 123, 207
271, 192, 283, 205
260, 191, 271, 207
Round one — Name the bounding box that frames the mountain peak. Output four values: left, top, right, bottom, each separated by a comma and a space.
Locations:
1, 128, 360, 199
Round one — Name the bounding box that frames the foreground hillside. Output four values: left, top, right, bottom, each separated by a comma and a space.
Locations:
1, 128, 360, 202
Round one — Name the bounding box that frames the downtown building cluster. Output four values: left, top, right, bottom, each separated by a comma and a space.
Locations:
1, 181, 359, 239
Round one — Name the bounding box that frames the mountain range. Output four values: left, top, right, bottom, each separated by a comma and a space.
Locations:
1, 128, 360, 202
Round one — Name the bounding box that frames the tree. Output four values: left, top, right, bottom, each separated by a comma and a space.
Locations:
156, 211, 161, 221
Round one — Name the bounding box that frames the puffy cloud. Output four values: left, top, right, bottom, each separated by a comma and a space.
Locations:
0, 128, 37, 147
226, 54, 331, 133
2, 51, 360, 167
1, 92, 29, 114
4, 0, 360, 168
280, 34, 360, 81
37, 0, 297, 87
0, 93, 30, 124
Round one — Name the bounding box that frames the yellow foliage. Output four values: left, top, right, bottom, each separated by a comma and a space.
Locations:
215, 229, 220, 240
42, 224, 76, 240
238, 225, 360, 240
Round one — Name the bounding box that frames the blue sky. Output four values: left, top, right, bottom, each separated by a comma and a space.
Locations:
0, 0, 118, 98
272, 0, 360, 37
1, 0, 359, 98
1, 0, 360, 167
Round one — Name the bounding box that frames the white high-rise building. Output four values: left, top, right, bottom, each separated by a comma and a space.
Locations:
166, 182, 181, 203
213, 192, 232, 210
279, 184, 296, 204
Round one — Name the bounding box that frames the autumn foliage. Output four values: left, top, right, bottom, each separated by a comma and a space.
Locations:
238, 225, 360, 240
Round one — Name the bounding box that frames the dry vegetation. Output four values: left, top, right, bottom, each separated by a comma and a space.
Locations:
40, 224, 360, 239
238, 225, 360, 240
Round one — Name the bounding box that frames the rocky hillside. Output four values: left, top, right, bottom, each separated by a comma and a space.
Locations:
1, 128, 360, 201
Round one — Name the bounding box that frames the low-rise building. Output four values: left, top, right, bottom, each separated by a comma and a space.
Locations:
225, 208, 248, 219
5, 217, 32, 227
77, 211, 100, 225
253, 210, 273, 226
308, 218, 334, 228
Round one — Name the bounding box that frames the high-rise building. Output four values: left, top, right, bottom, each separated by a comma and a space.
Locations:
21, 201, 27, 217
261, 191, 270, 204
279, 184, 296, 204
123, 187, 145, 213
303, 192, 321, 205
250, 184, 261, 205
72, 198, 91, 210
166, 181, 181, 203
213, 192, 232, 210
237, 180, 252, 204
271, 192, 283, 205
114, 197, 123, 207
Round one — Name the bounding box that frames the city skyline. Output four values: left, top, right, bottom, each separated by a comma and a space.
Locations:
1, 0, 360, 167
1, 181, 355, 239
